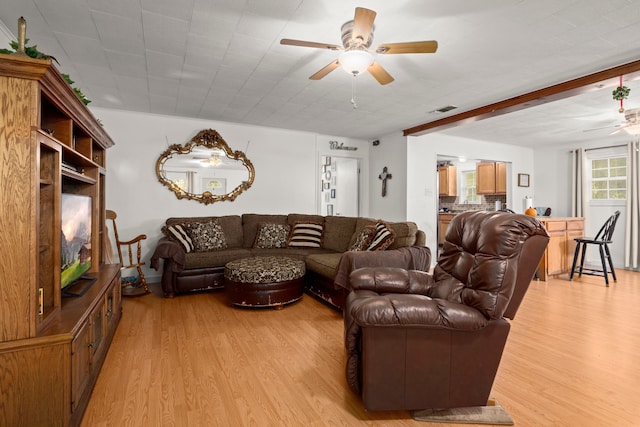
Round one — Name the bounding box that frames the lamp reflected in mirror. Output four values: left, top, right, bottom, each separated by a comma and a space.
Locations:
156, 129, 255, 204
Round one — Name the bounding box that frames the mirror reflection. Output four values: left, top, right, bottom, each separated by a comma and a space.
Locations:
156, 129, 255, 204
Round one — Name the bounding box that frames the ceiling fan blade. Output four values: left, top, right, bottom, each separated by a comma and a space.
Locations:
376, 41, 439, 54
352, 7, 376, 44
280, 39, 342, 51
368, 62, 394, 85
310, 60, 340, 80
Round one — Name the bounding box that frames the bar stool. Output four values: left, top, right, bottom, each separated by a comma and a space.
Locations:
569, 211, 620, 286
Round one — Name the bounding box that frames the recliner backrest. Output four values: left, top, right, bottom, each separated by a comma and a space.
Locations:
433, 211, 549, 320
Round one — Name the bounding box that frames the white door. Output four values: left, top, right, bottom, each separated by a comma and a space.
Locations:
334, 158, 359, 216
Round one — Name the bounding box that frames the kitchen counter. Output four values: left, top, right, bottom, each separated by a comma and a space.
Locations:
536, 217, 584, 280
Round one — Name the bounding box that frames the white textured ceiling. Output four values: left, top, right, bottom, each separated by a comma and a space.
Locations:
1, 0, 640, 146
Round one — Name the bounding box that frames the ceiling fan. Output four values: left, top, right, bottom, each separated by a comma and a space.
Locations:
280, 7, 438, 85
585, 108, 640, 135
611, 108, 640, 135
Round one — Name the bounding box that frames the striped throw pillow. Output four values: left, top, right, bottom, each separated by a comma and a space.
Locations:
368, 221, 395, 251
288, 222, 324, 248
165, 224, 194, 253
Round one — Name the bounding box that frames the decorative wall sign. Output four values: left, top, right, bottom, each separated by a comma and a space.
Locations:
329, 140, 358, 151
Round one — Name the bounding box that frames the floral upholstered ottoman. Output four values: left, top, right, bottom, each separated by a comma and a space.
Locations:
224, 256, 306, 308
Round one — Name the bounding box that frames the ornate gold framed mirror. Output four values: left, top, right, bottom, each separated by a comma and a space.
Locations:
156, 129, 255, 204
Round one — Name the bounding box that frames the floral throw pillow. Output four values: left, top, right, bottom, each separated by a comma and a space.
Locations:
367, 221, 396, 251
187, 219, 228, 252
349, 225, 376, 251
253, 223, 291, 249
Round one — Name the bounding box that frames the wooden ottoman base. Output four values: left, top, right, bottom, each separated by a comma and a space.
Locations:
225, 277, 303, 308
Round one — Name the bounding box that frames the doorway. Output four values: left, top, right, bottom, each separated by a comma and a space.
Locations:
320, 156, 359, 217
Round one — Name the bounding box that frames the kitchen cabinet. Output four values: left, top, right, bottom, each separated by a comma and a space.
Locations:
438, 213, 456, 245
438, 166, 457, 196
536, 217, 584, 280
476, 162, 506, 195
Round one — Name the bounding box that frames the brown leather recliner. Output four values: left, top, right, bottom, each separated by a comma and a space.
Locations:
344, 211, 550, 411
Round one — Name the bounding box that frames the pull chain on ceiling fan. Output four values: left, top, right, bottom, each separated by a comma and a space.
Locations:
280, 7, 438, 86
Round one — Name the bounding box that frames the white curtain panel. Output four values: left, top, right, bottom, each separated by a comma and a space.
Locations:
571, 148, 588, 219
625, 141, 640, 269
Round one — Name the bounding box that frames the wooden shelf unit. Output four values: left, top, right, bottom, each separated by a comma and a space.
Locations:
0, 53, 119, 427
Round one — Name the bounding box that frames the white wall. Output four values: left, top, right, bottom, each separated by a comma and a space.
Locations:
0, 19, 13, 47
407, 133, 536, 262
92, 107, 369, 281
368, 131, 408, 221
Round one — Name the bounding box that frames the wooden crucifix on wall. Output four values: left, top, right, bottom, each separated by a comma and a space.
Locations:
378, 166, 392, 197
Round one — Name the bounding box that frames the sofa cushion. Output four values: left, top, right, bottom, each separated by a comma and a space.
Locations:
242, 214, 288, 248
288, 222, 324, 248
165, 215, 243, 248
349, 225, 376, 251
305, 252, 343, 279
323, 216, 358, 252
387, 221, 418, 249
368, 221, 396, 251
184, 248, 252, 269
288, 213, 325, 226
188, 219, 228, 252
249, 247, 333, 259
253, 223, 290, 249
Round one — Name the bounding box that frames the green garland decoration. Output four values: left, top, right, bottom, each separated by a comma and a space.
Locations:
1, 39, 91, 105
612, 86, 630, 101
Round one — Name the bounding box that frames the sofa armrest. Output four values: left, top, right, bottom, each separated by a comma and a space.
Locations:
150, 237, 187, 272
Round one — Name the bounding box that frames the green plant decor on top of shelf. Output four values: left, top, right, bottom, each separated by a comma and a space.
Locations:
0, 39, 91, 105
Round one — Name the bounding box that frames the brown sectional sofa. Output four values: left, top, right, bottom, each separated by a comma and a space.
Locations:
150, 213, 429, 310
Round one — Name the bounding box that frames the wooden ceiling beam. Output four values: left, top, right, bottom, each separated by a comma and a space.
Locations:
403, 59, 640, 136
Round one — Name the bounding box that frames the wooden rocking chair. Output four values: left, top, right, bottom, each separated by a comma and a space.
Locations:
106, 210, 150, 296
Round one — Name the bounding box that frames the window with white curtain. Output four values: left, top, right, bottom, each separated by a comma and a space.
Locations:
460, 170, 481, 204
591, 156, 627, 200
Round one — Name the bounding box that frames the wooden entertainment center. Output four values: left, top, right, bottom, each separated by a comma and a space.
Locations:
0, 54, 121, 426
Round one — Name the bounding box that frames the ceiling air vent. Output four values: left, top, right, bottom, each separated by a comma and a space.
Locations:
428, 105, 458, 114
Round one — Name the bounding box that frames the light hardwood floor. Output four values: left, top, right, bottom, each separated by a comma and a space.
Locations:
82, 270, 640, 427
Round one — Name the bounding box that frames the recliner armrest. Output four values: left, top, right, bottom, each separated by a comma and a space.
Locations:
349, 267, 435, 295
347, 289, 488, 329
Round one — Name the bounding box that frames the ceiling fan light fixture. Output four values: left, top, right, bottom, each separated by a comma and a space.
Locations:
338, 50, 374, 76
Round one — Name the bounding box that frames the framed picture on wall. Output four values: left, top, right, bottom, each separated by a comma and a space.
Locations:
518, 173, 530, 187
331, 189, 336, 198
323, 182, 330, 190
327, 204, 334, 216
325, 156, 331, 165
